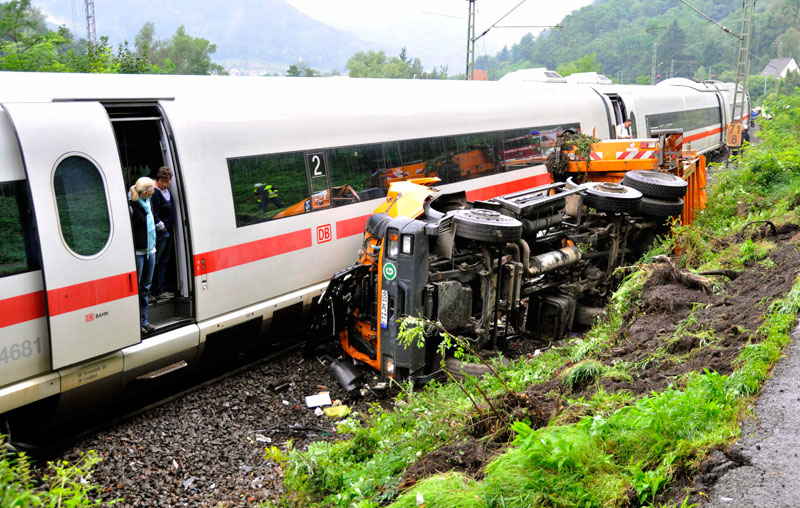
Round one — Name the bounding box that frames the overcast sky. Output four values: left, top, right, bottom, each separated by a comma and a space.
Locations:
35, 0, 595, 71
284, 0, 594, 67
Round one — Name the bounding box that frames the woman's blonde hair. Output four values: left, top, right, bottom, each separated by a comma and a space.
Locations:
130, 177, 155, 202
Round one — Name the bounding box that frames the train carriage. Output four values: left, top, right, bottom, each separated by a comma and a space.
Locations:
0, 72, 745, 419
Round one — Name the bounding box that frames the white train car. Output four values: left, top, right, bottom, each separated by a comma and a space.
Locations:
583, 78, 749, 154
0, 72, 746, 419
0, 72, 614, 418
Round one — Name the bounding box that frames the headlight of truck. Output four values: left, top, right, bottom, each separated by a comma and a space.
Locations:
401, 234, 413, 255
387, 229, 399, 259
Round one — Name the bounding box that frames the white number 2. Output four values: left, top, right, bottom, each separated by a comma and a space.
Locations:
312, 155, 322, 176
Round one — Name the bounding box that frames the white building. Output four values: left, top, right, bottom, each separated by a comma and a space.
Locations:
761, 58, 799, 78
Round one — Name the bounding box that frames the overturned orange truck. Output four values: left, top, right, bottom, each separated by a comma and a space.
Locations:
309, 129, 708, 389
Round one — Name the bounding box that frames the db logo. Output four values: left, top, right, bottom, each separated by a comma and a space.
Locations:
85, 313, 95, 322
317, 224, 332, 244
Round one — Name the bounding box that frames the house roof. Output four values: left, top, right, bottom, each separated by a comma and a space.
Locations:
761, 58, 797, 77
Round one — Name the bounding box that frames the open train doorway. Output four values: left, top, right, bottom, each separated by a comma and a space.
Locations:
605, 94, 636, 138
104, 103, 194, 333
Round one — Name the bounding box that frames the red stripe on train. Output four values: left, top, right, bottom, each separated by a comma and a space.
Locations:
193, 229, 312, 275
685, 126, 722, 143
0, 290, 46, 327
47, 271, 138, 316
466, 173, 551, 202
337, 215, 371, 239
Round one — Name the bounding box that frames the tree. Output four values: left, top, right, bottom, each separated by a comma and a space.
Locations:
134, 22, 156, 59
556, 53, 603, 77
286, 64, 301, 77
0, 8, 224, 75
150, 25, 226, 75
346, 49, 445, 79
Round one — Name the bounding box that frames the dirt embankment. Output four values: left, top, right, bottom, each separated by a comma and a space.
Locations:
403, 223, 800, 502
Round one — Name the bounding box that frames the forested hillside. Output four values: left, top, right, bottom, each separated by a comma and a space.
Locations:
486, 0, 800, 85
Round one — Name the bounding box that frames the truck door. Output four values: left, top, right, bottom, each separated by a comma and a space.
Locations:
2, 102, 140, 370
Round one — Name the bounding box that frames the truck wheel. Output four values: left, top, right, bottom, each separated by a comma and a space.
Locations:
451, 208, 523, 243
621, 170, 687, 199
583, 182, 642, 214
639, 196, 684, 217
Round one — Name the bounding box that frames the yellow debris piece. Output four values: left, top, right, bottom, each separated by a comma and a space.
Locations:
323, 405, 351, 418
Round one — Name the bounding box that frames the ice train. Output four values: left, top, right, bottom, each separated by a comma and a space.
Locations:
0, 72, 747, 419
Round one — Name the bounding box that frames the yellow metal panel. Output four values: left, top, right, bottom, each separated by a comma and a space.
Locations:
373, 179, 439, 218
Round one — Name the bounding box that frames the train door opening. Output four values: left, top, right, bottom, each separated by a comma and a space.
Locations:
104, 103, 193, 333
605, 94, 632, 138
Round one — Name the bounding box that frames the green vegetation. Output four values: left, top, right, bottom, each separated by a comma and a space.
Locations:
483, 0, 800, 98
346, 48, 448, 79
0, 0, 224, 74
279, 90, 800, 507
0, 436, 118, 506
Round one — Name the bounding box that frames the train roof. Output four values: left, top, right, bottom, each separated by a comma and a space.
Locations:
0, 72, 612, 162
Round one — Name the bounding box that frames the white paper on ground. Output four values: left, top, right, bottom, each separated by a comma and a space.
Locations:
305, 392, 332, 408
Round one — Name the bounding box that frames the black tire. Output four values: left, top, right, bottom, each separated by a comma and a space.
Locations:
621, 170, 688, 199
583, 182, 642, 214
639, 196, 684, 218
451, 208, 523, 243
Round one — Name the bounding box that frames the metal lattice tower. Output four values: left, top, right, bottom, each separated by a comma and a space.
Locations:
85, 0, 96, 45
730, 0, 755, 130
465, 0, 476, 80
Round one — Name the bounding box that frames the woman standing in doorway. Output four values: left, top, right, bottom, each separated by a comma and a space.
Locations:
129, 177, 157, 334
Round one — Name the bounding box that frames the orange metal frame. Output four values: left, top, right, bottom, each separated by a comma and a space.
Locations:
555, 136, 707, 225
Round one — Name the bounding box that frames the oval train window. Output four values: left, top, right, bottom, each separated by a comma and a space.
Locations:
53, 155, 111, 257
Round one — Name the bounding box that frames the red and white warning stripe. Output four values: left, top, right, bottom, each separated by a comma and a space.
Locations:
590, 152, 602, 161
616, 150, 655, 160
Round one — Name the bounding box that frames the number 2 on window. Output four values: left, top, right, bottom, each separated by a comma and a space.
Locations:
312, 155, 322, 176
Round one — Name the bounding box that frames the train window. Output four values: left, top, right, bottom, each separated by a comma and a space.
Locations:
228, 152, 309, 227
0, 181, 39, 278
443, 133, 497, 183
647, 107, 720, 135
53, 156, 111, 257
328, 143, 388, 202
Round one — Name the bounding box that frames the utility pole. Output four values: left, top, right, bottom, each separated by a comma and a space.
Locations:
651, 44, 660, 84
465, 0, 476, 80
85, 0, 96, 45
729, 0, 755, 147
648, 27, 668, 85
680, 0, 755, 148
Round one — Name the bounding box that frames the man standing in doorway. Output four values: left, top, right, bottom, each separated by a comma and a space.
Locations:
151, 166, 175, 300
616, 118, 633, 139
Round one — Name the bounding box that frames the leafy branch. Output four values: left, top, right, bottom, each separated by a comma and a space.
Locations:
397, 316, 512, 422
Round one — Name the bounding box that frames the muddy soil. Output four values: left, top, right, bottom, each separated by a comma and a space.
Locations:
402, 224, 800, 504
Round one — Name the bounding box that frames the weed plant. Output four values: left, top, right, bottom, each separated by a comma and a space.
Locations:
0, 438, 116, 507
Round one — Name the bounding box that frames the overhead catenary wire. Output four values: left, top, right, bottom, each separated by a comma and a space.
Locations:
474, 0, 528, 42
679, 0, 742, 39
